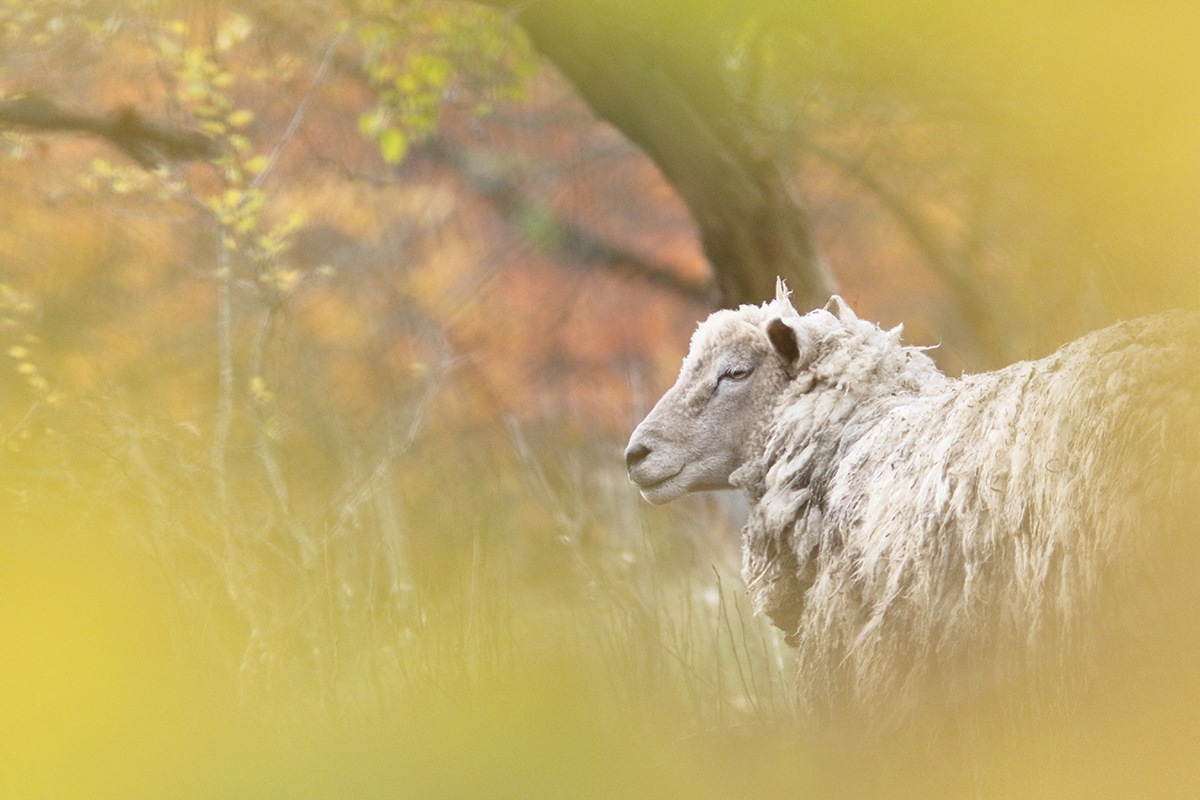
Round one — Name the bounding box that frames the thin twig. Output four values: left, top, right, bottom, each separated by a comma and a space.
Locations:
212, 229, 234, 520
249, 30, 347, 191
714, 567, 760, 717
0, 399, 41, 451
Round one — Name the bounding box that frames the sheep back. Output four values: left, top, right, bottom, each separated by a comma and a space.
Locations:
742, 310, 1200, 717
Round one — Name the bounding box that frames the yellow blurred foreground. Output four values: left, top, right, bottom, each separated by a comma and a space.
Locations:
1, 478, 1196, 800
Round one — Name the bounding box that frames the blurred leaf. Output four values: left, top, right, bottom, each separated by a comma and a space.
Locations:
379, 127, 408, 164
226, 109, 253, 128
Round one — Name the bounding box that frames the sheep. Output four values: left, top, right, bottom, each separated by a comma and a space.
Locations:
625, 280, 1200, 720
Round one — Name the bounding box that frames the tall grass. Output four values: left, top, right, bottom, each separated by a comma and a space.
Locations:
40, 366, 791, 728
2, 324, 1196, 800
0, 370, 823, 797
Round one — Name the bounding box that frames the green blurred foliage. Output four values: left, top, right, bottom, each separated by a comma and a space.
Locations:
355, 1, 536, 164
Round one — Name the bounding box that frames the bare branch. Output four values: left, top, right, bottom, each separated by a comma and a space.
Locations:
426, 140, 716, 306
806, 141, 1006, 365
0, 94, 218, 167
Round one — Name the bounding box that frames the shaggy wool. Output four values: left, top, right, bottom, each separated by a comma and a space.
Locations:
737, 299, 1200, 718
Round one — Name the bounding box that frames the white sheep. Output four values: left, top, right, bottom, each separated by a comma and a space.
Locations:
626, 281, 1200, 719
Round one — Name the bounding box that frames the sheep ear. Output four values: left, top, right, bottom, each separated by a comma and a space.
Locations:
766, 317, 809, 367
824, 294, 856, 323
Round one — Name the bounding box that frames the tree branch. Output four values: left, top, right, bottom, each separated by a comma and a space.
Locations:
425, 140, 715, 306
806, 141, 1005, 364
475, 0, 838, 310
0, 95, 218, 167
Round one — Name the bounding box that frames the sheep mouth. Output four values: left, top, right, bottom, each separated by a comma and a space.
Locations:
629, 468, 681, 492
631, 468, 688, 504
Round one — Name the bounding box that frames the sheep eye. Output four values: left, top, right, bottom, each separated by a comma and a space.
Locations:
719, 367, 753, 382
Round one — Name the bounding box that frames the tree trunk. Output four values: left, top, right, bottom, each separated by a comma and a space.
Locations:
493, 1, 836, 310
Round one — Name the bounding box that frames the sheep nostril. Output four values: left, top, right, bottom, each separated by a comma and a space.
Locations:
624, 442, 651, 470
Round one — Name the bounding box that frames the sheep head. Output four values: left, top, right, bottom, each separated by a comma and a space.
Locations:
625, 280, 848, 504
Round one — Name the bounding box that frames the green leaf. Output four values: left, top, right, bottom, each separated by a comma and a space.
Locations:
379, 128, 407, 165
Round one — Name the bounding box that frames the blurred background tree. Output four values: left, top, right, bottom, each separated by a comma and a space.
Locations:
484, 0, 1199, 363
0, 1, 1196, 797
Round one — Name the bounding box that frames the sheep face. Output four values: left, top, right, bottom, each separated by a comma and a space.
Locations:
625, 297, 823, 504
